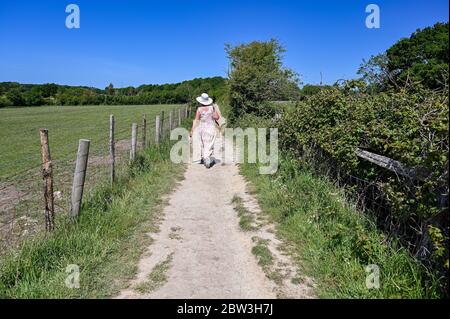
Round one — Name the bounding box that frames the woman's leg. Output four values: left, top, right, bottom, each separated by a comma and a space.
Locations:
191, 127, 202, 163
202, 126, 217, 160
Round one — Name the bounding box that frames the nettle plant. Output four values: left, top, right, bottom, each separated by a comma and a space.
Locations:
278, 80, 449, 271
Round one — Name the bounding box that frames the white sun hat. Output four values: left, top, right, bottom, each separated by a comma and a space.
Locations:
196, 93, 213, 106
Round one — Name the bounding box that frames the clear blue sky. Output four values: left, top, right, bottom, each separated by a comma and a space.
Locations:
0, 0, 448, 88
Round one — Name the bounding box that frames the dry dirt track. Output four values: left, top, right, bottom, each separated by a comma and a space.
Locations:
117, 134, 314, 299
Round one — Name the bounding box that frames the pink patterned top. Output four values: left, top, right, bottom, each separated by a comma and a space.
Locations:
198, 105, 216, 128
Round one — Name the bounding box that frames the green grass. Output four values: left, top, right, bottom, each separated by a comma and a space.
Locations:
231, 195, 258, 231
0, 138, 185, 298
251, 238, 274, 267
134, 253, 173, 294
239, 152, 442, 298
0, 104, 182, 179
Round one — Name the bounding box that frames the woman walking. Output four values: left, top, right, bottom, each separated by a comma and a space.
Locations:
190, 93, 220, 168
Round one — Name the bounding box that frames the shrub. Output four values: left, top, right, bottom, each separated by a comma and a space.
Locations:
0, 96, 12, 108
226, 39, 299, 120
277, 81, 449, 282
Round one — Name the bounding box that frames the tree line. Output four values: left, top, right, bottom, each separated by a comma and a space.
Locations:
0, 76, 227, 107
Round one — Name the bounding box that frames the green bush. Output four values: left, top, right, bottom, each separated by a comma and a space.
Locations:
226, 39, 299, 120
0, 96, 12, 108
277, 81, 449, 280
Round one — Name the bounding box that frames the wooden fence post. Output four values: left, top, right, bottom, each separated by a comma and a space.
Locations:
185, 105, 188, 118
130, 123, 137, 162
70, 139, 90, 219
169, 110, 173, 133
39, 129, 55, 231
155, 115, 161, 145
109, 115, 115, 185
142, 115, 147, 148
178, 108, 182, 127
160, 111, 165, 139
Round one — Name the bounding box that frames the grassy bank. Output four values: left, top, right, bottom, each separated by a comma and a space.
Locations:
220, 99, 444, 298
0, 139, 184, 298
228, 108, 443, 298
239, 151, 441, 298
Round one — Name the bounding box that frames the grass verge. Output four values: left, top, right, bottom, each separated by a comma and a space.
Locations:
239, 152, 441, 298
0, 139, 185, 298
231, 195, 258, 231
134, 253, 173, 294
251, 237, 273, 267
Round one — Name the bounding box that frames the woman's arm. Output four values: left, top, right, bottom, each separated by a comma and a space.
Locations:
212, 104, 220, 121
190, 109, 200, 137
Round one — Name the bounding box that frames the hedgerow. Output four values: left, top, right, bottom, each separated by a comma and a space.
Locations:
277, 80, 449, 286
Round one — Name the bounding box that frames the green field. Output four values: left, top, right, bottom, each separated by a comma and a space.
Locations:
0, 104, 183, 180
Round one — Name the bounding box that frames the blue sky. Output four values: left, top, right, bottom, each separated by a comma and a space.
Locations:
0, 0, 448, 88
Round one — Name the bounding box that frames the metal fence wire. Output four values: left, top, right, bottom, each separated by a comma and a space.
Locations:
299, 141, 448, 263
0, 104, 191, 253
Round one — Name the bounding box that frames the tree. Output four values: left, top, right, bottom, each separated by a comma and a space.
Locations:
106, 83, 115, 95
125, 86, 136, 96
387, 22, 448, 89
0, 96, 12, 107
6, 89, 24, 106
226, 39, 299, 119
359, 22, 449, 91
358, 53, 398, 92
40, 83, 58, 97
24, 90, 44, 106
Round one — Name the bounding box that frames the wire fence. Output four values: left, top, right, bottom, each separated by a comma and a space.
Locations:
298, 141, 449, 262
0, 104, 191, 253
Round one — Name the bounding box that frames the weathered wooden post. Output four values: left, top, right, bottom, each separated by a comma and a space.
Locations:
130, 123, 137, 163
178, 108, 182, 127
160, 111, 165, 139
109, 115, 115, 185
142, 114, 147, 148
70, 139, 90, 219
39, 129, 55, 231
169, 110, 173, 133
155, 115, 161, 145
185, 105, 188, 118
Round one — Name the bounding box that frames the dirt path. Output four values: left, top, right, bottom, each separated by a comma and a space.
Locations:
117, 135, 314, 299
